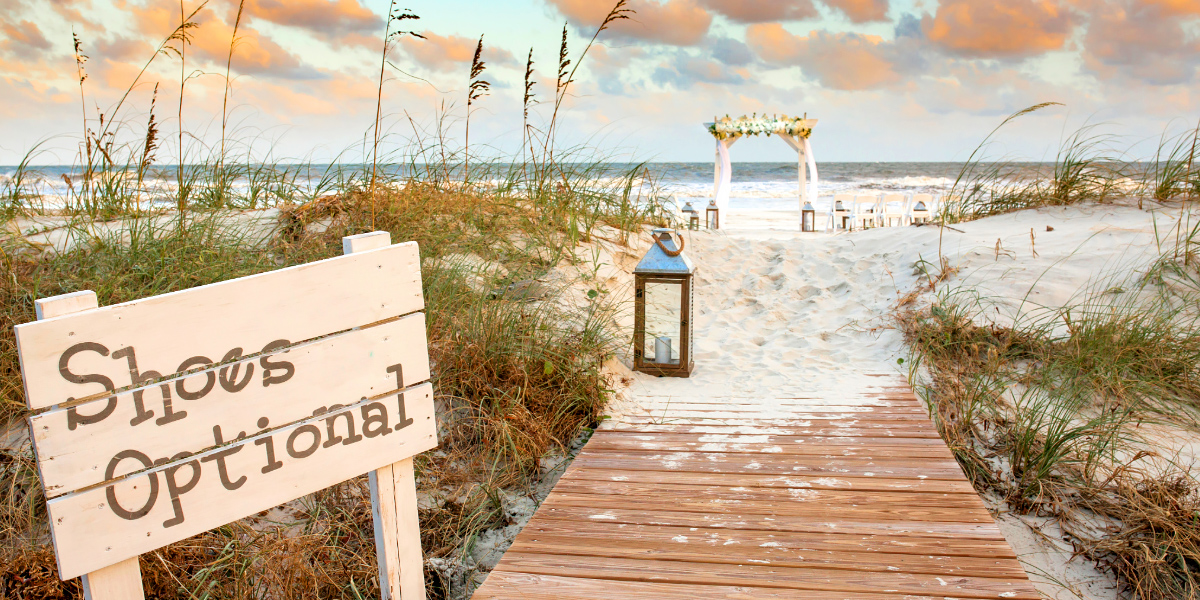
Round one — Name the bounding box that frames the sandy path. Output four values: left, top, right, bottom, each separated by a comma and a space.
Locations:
625, 223, 919, 402
615, 204, 1184, 600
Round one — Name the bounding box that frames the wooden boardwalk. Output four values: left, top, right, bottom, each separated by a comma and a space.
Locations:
473, 376, 1039, 599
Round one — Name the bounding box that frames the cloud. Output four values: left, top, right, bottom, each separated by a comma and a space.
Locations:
1081, 1, 1200, 85
922, 0, 1076, 59
822, 0, 889, 23
125, 3, 322, 80
1142, 0, 1200, 15
652, 55, 747, 88
746, 24, 901, 90
241, 0, 381, 38
697, 0, 818, 23
0, 20, 52, 60
399, 31, 516, 73
546, 0, 712, 46
93, 36, 153, 62
709, 36, 754, 65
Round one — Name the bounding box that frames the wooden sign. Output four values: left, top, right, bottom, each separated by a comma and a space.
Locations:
16, 231, 434, 600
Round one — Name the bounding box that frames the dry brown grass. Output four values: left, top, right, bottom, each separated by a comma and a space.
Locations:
0, 178, 643, 598
901, 264, 1200, 598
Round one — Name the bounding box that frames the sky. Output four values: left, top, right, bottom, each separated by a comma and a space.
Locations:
1, 0, 1199, 165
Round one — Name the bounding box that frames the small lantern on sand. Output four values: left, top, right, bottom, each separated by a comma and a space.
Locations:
633, 229, 695, 377
706, 200, 719, 230
681, 202, 700, 230
801, 201, 816, 232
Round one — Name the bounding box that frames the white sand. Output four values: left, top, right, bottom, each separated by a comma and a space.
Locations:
602, 200, 1192, 599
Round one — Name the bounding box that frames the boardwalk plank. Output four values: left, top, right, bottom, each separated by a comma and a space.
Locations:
540, 493, 995, 523
491, 554, 1040, 600
586, 432, 957, 459
531, 504, 1008, 540
474, 572, 1002, 600
505, 533, 1028, 577
550, 479, 988, 509
569, 451, 969, 479
518, 520, 1021, 559
472, 376, 1037, 599
558, 466, 978, 493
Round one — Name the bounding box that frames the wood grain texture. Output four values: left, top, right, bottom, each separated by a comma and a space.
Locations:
31, 313, 429, 498
37, 296, 146, 600
351, 231, 430, 600
490, 554, 1039, 600
473, 376, 1038, 599
557, 466, 977, 493
371, 459, 426, 600
47, 383, 435, 579
475, 571, 1003, 600
81, 558, 143, 600
16, 241, 422, 411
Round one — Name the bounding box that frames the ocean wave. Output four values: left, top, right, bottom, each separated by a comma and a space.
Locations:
662, 175, 956, 199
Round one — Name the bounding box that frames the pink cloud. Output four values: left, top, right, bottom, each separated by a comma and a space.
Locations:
1081, 1, 1200, 84
922, 0, 1077, 58
698, 0, 818, 23
399, 31, 517, 73
822, 0, 889, 23
547, 0, 712, 46
241, 0, 381, 37
0, 20, 52, 60
746, 24, 900, 90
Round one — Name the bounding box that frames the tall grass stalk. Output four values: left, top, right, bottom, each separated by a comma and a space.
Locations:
72, 31, 92, 206
464, 35, 489, 183
215, 0, 247, 209
370, 3, 422, 227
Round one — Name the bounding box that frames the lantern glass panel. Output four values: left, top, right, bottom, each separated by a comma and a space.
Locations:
642, 280, 683, 365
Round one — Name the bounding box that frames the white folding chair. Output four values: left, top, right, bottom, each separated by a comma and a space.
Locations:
910, 193, 933, 223
882, 194, 908, 227
853, 194, 878, 229
831, 193, 854, 231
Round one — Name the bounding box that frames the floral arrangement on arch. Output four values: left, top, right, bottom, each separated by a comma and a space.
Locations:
707, 113, 813, 141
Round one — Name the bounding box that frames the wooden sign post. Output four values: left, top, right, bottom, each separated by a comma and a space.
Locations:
16, 231, 433, 600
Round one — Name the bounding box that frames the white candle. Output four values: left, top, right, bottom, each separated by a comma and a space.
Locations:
654, 336, 673, 364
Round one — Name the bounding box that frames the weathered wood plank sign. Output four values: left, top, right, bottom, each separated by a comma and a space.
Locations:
16, 231, 434, 600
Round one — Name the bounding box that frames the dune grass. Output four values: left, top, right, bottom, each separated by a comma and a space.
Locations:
0, 170, 661, 598
938, 105, 1200, 226
902, 216, 1200, 599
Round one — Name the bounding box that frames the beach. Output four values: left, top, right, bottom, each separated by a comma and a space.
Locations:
579, 198, 1186, 600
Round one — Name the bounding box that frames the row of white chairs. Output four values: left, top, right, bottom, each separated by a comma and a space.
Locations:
827, 193, 937, 231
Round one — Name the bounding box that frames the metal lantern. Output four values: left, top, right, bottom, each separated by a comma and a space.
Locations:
705, 200, 719, 230
681, 201, 700, 230
633, 229, 695, 377
801, 201, 816, 232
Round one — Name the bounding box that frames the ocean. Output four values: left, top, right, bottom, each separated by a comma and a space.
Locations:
0, 162, 1014, 212
649, 162, 964, 211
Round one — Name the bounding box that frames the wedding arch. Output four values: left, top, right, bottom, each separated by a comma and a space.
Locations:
705, 114, 818, 230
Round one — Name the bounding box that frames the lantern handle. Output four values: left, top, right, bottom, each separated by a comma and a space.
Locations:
654, 231, 685, 257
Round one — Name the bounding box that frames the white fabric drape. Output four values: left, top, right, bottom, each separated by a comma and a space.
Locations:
711, 133, 818, 224
803, 135, 819, 212
714, 138, 733, 210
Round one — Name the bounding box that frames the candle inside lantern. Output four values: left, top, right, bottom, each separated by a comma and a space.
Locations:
654, 336, 673, 364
